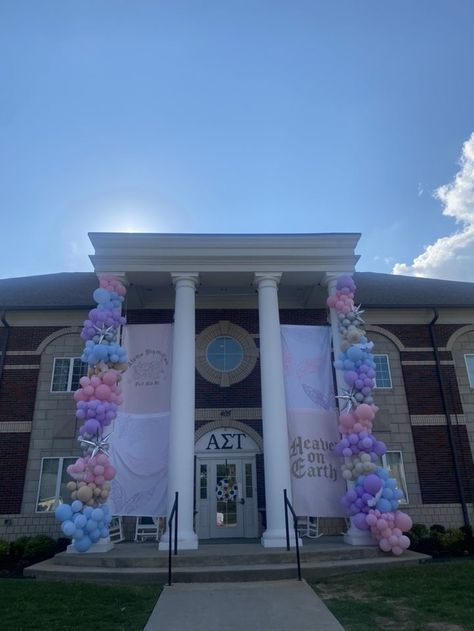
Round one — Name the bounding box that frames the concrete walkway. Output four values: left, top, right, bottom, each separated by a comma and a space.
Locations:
144, 579, 344, 631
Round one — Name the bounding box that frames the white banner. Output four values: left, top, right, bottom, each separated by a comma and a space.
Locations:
281, 325, 346, 517
108, 324, 172, 517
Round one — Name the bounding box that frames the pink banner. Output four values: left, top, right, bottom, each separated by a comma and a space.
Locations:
281, 325, 346, 517
108, 324, 172, 517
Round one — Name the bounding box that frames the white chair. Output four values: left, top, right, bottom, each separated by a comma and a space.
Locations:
109, 516, 125, 543
134, 516, 161, 542
297, 516, 323, 539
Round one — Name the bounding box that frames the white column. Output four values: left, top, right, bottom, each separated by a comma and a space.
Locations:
255, 273, 296, 548
324, 273, 375, 546
159, 272, 199, 550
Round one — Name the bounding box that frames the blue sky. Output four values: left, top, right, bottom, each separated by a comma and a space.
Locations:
1, 1, 474, 280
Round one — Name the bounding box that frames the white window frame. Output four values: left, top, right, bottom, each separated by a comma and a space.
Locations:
36, 456, 76, 513
373, 353, 393, 389
464, 354, 474, 388
382, 450, 409, 505
50, 357, 87, 393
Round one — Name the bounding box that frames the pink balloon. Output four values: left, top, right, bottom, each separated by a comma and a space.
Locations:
394, 510, 413, 532
79, 376, 90, 388
102, 371, 117, 386
73, 389, 85, 402
90, 376, 101, 388
95, 384, 111, 400
399, 535, 411, 549
379, 538, 392, 552
392, 546, 403, 556
104, 466, 116, 480
83, 385, 94, 397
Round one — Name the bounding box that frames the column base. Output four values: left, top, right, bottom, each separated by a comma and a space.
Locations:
261, 529, 302, 548
67, 538, 114, 554
343, 525, 377, 546
159, 531, 199, 551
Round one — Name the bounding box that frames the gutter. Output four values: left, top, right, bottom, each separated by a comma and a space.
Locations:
429, 309, 470, 526
0, 311, 10, 387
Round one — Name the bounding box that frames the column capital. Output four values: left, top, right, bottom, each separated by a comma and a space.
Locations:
171, 272, 199, 289
321, 272, 352, 293
96, 271, 129, 286
254, 272, 282, 289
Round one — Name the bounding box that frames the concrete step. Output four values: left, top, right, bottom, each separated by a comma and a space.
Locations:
49, 544, 379, 568
24, 550, 429, 584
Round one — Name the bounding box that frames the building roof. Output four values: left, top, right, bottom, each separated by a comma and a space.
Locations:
0, 270, 473, 309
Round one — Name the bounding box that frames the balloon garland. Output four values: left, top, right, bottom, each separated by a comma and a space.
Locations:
327, 275, 413, 555
55, 275, 128, 552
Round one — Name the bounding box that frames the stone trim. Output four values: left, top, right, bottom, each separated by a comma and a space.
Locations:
196, 407, 262, 421
195, 420, 263, 452
364, 325, 405, 350
446, 325, 474, 351
195, 321, 259, 387
410, 415, 466, 426
35, 327, 82, 354
0, 422, 32, 433
3, 365, 40, 370
401, 360, 454, 366
6, 350, 40, 356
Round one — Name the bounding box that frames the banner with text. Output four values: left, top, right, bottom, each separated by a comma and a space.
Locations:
108, 324, 172, 517
281, 325, 346, 517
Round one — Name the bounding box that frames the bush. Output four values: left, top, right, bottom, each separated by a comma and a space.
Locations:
9, 536, 32, 562
55, 537, 70, 553
460, 525, 474, 554
430, 524, 446, 534
0, 539, 10, 570
23, 535, 56, 564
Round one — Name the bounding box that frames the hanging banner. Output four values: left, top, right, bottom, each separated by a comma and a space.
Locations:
281, 325, 346, 517
108, 324, 172, 517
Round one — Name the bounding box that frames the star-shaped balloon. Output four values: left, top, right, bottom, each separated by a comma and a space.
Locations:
336, 388, 358, 412
93, 324, 116, 344
352, 305, 365, 326
78, 432, 113, 458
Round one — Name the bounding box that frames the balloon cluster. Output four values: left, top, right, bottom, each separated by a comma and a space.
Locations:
327, 275, 412, 555
55, 502, 112, 553
54, 274, 128, 552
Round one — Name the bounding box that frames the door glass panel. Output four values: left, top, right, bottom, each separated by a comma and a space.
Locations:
215, 464, 238, 528
245, 463, 253, 498
200, 465, 207, 499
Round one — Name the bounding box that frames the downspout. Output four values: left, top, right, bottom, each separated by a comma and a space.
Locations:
0, 311, 10, 387
429, 309, 470, 526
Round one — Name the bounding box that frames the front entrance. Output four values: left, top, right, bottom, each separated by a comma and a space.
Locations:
195, 424, 261, 539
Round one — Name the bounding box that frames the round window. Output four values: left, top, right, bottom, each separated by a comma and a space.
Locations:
206, 336, 244, 373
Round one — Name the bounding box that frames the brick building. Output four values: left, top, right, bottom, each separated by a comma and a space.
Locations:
0, 233, 473, 544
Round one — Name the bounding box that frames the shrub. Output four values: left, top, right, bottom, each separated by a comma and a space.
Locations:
23, 535, 56, 564
460, 525, 474, 554
0, 539, 10, 570
55, 537, 70, 553
430, 524, 446, 534
9, 536, 32, 561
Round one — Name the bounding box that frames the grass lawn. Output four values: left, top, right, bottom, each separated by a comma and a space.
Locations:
0, 578, 162, 631
312, 559, 474, 631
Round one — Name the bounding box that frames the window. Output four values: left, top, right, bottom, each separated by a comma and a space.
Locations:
464, 354, 474, 387
382, 451, 409, 505
51, 358, 88, 392
36, 457, 77, 512
373, 354, 392, 388
206, 336, 244, 372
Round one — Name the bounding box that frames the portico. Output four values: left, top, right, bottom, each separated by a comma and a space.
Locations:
89, 233, 361, 549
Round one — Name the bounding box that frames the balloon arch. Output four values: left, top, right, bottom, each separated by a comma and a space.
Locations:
328, 276, 412, 555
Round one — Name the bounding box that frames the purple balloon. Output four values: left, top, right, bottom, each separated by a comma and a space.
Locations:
363, 474, 382, 495
353, 512, 369, 530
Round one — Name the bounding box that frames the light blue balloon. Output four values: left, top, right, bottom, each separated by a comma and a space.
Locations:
74, 528, 84, 540
83, 506, 93, 518
93, 288, 111, 304
73, 514, 87, 529
71, 500, 83, 513
376, 498, 392, 513
61, 520, 76, 537
85, 519, 97, 532
89, 529, 101, 543
91, 508, 104, 522
100, 527, 109, 539
74, 535, 92, 553
55, 504, 73, 523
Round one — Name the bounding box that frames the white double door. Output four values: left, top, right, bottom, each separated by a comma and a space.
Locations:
196, 456, 258, 539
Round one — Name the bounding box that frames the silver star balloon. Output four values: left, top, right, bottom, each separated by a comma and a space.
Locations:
93, 324, 116, 344
78, 432, 113, 458
352, 305, 365, 326
335, 388, 358, 412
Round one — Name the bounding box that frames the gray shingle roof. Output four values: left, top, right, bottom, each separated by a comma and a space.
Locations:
0, 271, 473, 309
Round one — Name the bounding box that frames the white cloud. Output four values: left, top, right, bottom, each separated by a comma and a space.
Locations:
393, 133, 474, 281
